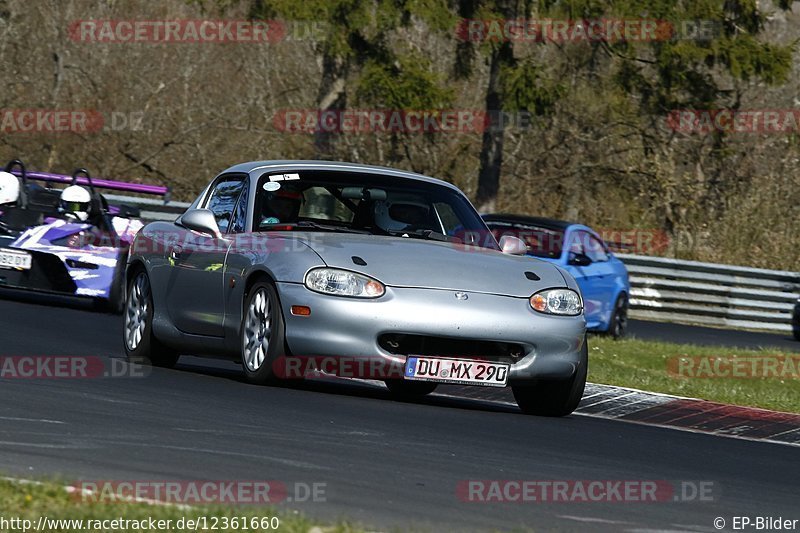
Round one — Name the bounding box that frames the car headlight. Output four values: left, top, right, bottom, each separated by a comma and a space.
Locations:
304, 268, 385, 298
530, 289, 582, 316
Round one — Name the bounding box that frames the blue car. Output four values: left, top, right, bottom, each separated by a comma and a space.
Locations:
483, 214, 630, 338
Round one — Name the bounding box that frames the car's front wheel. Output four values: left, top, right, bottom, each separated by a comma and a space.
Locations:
123, 270, 179, 368
241, 281, 286, 385
511, 338, 588, 416
607, 294, 628, 340
792, 304, 800, 341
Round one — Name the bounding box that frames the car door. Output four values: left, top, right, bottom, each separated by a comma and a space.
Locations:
164, 174, 245, 337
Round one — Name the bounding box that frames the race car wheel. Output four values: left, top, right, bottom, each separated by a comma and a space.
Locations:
124, 270, 179, 368
606, 294, 628, 340
384, 379, 438, 399
511, 337, 587, 417
241, 281, 286, 385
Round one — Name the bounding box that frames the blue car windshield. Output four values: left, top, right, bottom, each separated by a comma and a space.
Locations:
253, 170, 498, 249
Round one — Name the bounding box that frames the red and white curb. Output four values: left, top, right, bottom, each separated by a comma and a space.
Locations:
444, 382, 800, 448
311, 374, 800, 447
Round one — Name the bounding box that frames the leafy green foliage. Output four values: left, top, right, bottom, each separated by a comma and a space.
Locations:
356, 54, 455, 109
502, 60, 564, 114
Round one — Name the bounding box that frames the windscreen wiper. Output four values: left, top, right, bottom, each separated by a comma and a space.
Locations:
386, 228, 462, 243
292, 221, 372, 234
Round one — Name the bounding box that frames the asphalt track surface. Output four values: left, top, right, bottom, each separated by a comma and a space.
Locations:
1, 291, 798, 532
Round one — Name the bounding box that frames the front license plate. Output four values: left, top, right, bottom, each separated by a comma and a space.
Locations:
0, 250, 32, 270
404, 356, 509, 387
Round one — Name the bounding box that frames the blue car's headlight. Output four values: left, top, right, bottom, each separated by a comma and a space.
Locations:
530, 289, 582, 316
304, 268, 385, 298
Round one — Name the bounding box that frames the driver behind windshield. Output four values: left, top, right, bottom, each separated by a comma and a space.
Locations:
260, 188, 303, 225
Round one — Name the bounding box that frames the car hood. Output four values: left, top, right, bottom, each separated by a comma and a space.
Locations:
297, 233, 567, 298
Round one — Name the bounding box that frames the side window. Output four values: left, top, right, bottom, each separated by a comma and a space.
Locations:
585, 234, 609, 262
567, 231, 585, 255
205, 176, 245, 234
229, 177, 250, 234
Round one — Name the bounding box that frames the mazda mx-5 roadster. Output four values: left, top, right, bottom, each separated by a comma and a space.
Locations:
124, 161, 588, 416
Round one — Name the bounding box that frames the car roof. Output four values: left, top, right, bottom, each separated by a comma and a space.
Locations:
219, 160, 461, 192
482, 214, 577, 231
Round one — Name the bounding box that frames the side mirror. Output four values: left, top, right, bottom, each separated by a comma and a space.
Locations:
568, 252, 592, 267
179, 209, 221, 237
499, 235, 527, 256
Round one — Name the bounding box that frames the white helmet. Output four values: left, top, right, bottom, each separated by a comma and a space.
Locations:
373, 200, 431, 232
0, 171, 20, 206
59, 185, 91, 221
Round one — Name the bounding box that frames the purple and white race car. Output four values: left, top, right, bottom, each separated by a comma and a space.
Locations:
0, 160, 169, 312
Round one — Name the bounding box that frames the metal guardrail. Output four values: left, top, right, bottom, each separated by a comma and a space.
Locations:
618, 254, 800, 333
109, 194, 800, 333
105, 194, 190, 222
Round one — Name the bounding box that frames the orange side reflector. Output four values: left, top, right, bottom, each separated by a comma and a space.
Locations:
291, 305, 311, 316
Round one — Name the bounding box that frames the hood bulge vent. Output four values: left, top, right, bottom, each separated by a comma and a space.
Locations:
525, 271, 540, 281
352, 256, 367, 266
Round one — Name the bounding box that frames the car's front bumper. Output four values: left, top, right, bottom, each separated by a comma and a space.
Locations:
277, 282, 587, 383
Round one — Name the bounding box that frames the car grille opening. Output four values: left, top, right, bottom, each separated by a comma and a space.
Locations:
378, 333, 526, 363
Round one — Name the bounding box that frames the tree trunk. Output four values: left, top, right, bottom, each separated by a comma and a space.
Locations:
475, 41, 512, 213
313, 52, 348, 159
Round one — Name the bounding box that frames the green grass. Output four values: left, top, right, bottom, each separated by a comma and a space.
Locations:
0, 478, 362, 533
587, 336, 800, 413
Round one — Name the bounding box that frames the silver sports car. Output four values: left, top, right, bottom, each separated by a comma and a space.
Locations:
124, 161, 587, 416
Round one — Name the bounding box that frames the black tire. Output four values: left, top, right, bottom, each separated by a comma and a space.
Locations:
792, 304, 800, 341
384, 379, 438, 398
606, 294, 628, 340
240, 281, 286, 385
511, 337, 588, 417
123, 269, 179, 368
96, 252, 127, 314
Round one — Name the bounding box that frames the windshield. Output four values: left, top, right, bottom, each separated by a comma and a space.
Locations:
485, 221, 565, 258
253, 170, 497, 248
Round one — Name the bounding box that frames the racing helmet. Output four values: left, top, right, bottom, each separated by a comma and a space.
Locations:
263, 189, 303, 223
59, 185, 91, 221
373, 200, 431, 232
0, 171, 20, 206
